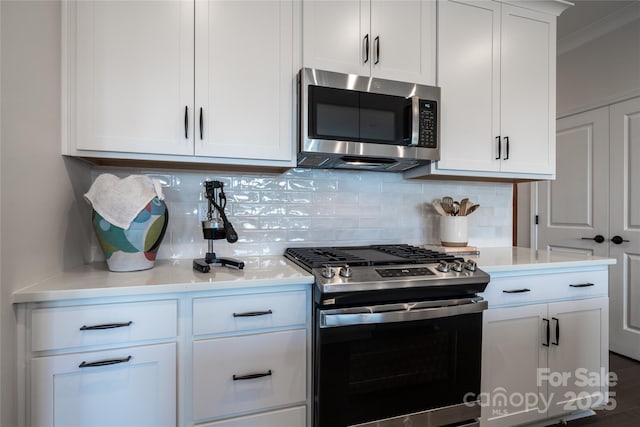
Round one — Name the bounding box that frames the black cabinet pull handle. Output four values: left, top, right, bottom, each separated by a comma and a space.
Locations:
363, 34, 369, 64
374, 36, 380, 64
495, 136, 501, 160
80, 321, 133, 331
502, 288, 531, 294
79, 356, 132, 369
569, 283, 595, 288
199, 107, 203, 140
552, 317, 559, 346
611, 235, 629, 245
542, 318, 550, 347
233, 370, 272, 381
503, 136, 510, 160
582, 235, 605, 243
232, 310, 273, 317
184, 106, 189, 139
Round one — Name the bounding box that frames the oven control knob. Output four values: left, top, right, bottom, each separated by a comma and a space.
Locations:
451, 261, 464, 272
321, 264, 335, 279
339, 265, 352, 278
436, 261, 450, 273
464, 260, 477, 272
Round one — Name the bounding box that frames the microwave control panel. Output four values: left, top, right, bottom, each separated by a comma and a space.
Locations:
419, 100, 437, 148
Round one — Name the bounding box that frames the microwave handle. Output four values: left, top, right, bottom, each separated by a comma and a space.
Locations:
410, 96, 420, 146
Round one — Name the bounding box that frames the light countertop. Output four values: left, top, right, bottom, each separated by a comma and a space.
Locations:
12, 247, 615, 304
12, 257, 314, 304
472, 246, 616, 273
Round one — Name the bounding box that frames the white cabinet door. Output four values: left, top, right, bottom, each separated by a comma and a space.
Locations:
201, 406, 306, 427
302, 0, 435, 84
370, 0, 435, 85
31, 343, 176, 427
195, 0, 295, 162
73, 0, 194, 155
302, 0, 370, 76
481, 304, 548, 427
500, 4, 555, 175
547, 298, 609, 418
436, 0, 500, 172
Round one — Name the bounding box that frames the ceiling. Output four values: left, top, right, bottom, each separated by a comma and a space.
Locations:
557, 0, 637, 40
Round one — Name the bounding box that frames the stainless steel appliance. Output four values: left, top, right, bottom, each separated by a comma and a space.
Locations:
284, 244, 490, 427
298, 68, 440, 172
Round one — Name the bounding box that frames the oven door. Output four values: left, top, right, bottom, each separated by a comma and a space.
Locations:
315, 298, 486, 427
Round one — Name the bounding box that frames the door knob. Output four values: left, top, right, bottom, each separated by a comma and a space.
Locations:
581, 235, 605, 243
611, 235, 629, 245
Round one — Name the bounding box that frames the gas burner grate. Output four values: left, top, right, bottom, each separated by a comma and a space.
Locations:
284, 247, 369, 269
372, 244, 463, 263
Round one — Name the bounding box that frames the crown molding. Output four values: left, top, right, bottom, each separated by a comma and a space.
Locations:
558, 2, 640, 55
500, 0, 573, 16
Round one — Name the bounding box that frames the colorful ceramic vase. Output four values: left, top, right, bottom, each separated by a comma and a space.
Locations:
92, 197, 169, 272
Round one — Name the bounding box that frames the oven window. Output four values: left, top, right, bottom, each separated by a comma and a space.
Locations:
308, 85, 411, 145
315, 312, 482, 427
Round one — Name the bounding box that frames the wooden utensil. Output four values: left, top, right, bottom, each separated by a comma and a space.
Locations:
432, 201, 448, 216
441, 196, 454, 215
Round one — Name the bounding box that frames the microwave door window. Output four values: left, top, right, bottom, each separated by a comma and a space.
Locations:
309, 85, 360, 140
359, 92, 412, 144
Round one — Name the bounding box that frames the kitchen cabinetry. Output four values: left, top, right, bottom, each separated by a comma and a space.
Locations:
302, 0, 436, 85
537, 96, 640, 360
480, 269, 609, 426
406, 0, 569, 181
28, 300, 178, 427
63, 0, 297, 167
191, 290, 308, 424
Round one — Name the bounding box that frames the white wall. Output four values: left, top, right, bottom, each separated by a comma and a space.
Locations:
0, 2, 92, 425
557, 14, 640, 116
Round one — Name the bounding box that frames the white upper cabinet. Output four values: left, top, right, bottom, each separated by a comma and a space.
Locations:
72, 0, 195, 156
302, 0, 436, 85
195, 1, 294, 161
64, 0, 298, 167
407, 0, 565, 180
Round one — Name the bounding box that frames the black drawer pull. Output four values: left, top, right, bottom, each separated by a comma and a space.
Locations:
80, 321, 133, 331
232, 310, 273, 317
233, 370, 272, 381
552, 317, 560, 346
569, 283, 595, 288
79, 356, 132, 368
502, 288, 531, 294
542, 318, 550, 347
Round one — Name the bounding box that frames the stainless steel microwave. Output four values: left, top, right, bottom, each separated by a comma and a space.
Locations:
297, 68, 440, 172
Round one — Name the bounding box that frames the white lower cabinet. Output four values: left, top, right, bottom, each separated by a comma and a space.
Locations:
192, 329, 307, 421
31, 342, 176, 427
199, 406, 306, 427
481, 284, 608, 426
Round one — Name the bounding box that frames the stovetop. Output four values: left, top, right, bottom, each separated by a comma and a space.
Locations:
285, 244, 490, 299
284, 244, 463, 269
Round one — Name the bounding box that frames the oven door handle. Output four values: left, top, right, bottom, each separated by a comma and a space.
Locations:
320, 299, 487, 328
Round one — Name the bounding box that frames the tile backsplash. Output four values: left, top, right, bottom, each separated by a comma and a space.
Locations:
89, 167, 513, 261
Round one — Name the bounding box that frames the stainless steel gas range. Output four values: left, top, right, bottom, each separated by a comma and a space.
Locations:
284, 244, 490, 427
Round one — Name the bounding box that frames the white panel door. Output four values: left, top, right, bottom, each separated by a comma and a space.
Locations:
31, 343, 176, 427
436, 0, 501, 172
609, 96, 640, 360
537, 107, 610, 257
302, 0, 370, 76
370, 0, 435, 85
75, 0, 194, 155
547, 298, 609, 418
195, 0, 294, 162
500, 5, 555, 174
481, 304, 548, 427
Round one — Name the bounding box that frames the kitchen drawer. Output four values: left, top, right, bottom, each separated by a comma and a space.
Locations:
193, 290, 306, 336
193, 329, 306, 421
31, 299, 177, 352
480, 269, 608, 307
199, 406, 306, 427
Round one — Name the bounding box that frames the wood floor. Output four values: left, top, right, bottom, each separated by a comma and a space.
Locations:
553, 352, 640, 426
